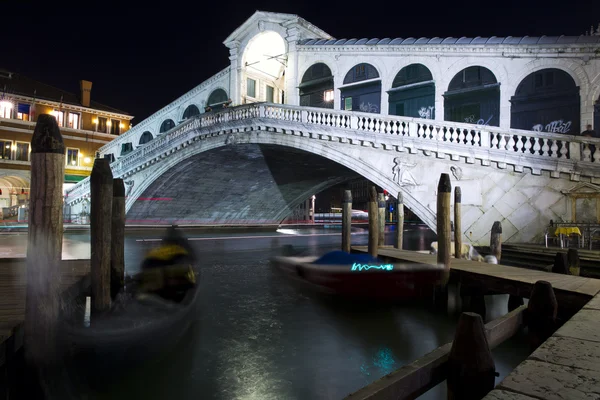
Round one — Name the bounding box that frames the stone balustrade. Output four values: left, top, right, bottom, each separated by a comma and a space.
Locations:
65, 103, 600, 205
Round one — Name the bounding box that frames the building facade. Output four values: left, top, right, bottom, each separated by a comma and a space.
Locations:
0, 69, 133, 218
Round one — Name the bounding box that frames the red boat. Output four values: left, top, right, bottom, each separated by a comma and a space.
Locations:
270, 251, 448, 300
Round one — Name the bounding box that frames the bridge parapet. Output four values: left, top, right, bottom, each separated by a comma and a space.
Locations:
65, 103, 600, 206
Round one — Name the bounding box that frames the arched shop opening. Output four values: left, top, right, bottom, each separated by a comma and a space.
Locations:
299, 63, 334, 109
444, 66, 500, 127
242, 31, 286, 104
340, 63, 381, 114
388, 64, 435, 119
511, 68, 580, 134
182, 105, 200, 120
206, 89, 229, 112
139, 131, 154, 145
159, 119, 175, 133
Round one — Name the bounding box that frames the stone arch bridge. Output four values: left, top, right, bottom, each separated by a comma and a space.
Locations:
65, 103, 600, 245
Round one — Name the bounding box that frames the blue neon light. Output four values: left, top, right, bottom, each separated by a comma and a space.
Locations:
351, 263, 394, 271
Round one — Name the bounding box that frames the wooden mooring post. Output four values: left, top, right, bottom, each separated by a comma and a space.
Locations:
24, 114, 65, 366
437, 173, 452, 270
368, 186, 379, 258
454, 186, 462, 259
395, 192, 403, 249
90, 157, 113, 315
490, 221, 502, 261
378, 193, 386, 247
447, 312, 496, 400
526, 280, 557, 350
567, 248, 580, 276
111, 178, 126, 300
342, 189, 352, 253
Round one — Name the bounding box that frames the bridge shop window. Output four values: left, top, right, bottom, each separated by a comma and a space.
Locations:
120, 142, 134, 156
182, 105, 200, 120
247, 78, 257, 98
159, 119, 175, 133
139, 131, 154, 145
388, 64, 435, 119
299, 63, 334, 109
206, 88, 229, 111
0, 140, 11, 159
340, 63, 381, 114
444, 66, 500, 127
66, 148, 79, 166
266, 85, 275, 103
510, 69, 580, 135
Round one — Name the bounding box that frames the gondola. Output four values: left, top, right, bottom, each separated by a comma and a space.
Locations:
271, 250, 447, 300
57, 226, 201, 387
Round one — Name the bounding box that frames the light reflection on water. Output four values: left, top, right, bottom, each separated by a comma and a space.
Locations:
1, 227, 530, 400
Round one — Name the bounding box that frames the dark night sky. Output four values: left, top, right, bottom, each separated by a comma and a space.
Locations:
3, 0, 597, 123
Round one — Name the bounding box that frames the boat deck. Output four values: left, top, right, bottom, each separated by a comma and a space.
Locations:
352, 246, 600, 312
0, 258, 90, 366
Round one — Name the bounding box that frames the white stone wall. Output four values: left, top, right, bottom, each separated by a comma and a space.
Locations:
294, 45, 600, 130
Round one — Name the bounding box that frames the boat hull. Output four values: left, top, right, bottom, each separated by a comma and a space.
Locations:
271, 256, 447, 300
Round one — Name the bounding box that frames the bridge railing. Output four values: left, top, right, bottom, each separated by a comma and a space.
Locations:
65, 102, 600, 203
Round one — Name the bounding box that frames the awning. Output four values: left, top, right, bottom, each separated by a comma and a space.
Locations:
64, 174, 86, 183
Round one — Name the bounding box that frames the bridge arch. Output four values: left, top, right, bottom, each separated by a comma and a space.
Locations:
206, 88, 229, 111
510, 68, 580, 134
124, 131, 435, 229
138, 131, 154, 145
444, 66, 501, 127
181, 104, 201, 120
159, 119, 176, 134
388, 63, 435, 119
299, 62, 335, 109
340, 63, 382, 114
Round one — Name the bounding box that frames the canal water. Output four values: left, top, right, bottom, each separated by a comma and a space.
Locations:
1, 226, 531, 400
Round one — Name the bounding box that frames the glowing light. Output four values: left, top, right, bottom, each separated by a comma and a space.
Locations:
119, 123, 125, 129
0, 100, 13, 109
351, 262, 394, 272
324, 89, 334, 102
92, 118, 98, 124
84, 157, 91, 163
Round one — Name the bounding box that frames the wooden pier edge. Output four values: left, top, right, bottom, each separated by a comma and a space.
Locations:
343, 305, 526, 400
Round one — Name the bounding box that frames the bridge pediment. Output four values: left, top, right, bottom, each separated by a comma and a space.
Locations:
223, 11, 332, 48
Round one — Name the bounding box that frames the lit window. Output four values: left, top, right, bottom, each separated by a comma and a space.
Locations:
247, 78, 256, 98
324, 90, 334, 102
97, 117, 107, 133
17, 103, 30, 121
110, 119, 120, 135
0, 140, 12, 159
0, 100, 13, 119
68, 112, 80, 129
15, 142, 29, 162
66, 148, 79, 166
50, 110, 64, 127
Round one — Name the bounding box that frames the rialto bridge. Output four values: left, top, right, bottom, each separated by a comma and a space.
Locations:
64, 11, 600, 245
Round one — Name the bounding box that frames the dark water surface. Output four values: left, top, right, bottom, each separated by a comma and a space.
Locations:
1, 226, 530, 399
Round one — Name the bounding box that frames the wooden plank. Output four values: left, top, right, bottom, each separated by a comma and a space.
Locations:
483, 390, 539, 399
343, 307, 526, 400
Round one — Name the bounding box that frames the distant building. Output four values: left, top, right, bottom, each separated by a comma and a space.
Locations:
0, 69, 133, 218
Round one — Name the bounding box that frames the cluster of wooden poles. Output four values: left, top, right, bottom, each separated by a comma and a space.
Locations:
24, 115, 126, 367
340, 173, 503, 266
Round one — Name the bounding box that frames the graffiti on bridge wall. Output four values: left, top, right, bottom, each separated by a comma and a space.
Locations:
418, 106, 435, 119
532, 119, 572, 134
359, 102, 379, 113
464, 114, 494, 127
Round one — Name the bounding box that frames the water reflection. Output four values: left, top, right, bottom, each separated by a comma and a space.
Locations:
1, 227, 531, 400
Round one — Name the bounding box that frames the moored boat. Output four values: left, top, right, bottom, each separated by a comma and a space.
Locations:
271, 250, 447, 300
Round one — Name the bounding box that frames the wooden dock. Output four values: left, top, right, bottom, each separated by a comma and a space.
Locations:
352, 246, 600, 314
351, 246, 600, 399
0, 258, 90, 366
